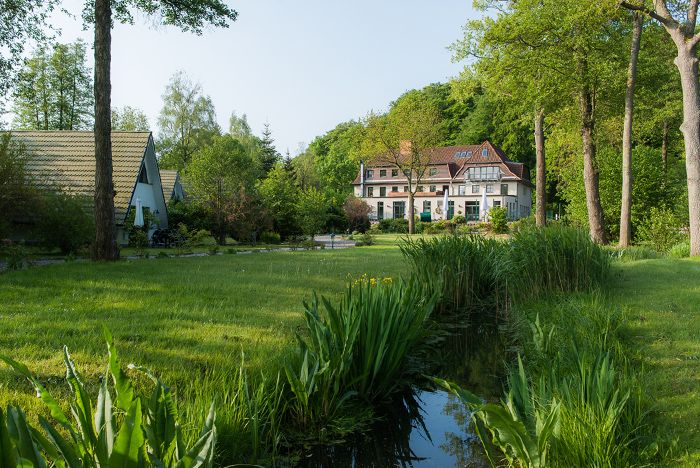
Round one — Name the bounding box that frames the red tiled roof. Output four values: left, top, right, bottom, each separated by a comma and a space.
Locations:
354, 140, 531, 184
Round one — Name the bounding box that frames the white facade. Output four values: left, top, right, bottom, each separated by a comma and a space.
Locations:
353, 141, 533, 222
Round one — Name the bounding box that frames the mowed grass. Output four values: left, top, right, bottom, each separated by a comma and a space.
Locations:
0, 243, 404, 418
611, 258, 700, 464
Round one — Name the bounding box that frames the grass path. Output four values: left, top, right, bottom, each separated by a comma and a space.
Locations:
612, 258, 700, 464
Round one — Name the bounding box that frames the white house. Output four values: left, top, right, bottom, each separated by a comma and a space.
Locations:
10, 131, 169, 244
353, 140, 532, 222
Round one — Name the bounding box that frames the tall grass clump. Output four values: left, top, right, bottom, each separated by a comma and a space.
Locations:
607, 245, 663, 262
668, 241, 690, 258
285, 278, 438, 436
400, 235, 508, 317
509, 225, 609, 301
178, 356, 285, 465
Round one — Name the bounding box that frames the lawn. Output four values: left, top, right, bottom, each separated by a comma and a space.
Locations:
0, 241, 405, 418
610, 258, 700, 464
1, 238, 700, 464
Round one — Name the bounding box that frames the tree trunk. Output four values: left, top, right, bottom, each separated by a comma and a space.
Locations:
578, 59, 607, 244
92, 0, 118, 261
534, 108, 546, 227
408, 192, 415, 234
675, 44, 700, 256
661, 120, 669, 171
620, 13, 642, 248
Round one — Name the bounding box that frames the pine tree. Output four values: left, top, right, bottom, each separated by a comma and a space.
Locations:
259, 122, 281, 176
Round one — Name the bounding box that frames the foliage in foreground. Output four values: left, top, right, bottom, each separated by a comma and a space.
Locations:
285, 278, 438, 436
438, 295, 653, 467
0, 329, 217, 467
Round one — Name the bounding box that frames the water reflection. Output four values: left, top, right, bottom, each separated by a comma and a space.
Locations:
300, 329, 503, 467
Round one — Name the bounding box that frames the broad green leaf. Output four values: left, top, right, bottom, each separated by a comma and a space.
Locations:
39, 416, 82, 468
7, 406, 46, 468
103, 327, 135, 412
110, 398, 145, 468
63, 347, 97, 450
0, 354, 72, 428
0, 407, 18, 468
94, 371, 115, 465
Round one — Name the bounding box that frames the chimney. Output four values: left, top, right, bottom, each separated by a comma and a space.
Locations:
399, 140, 412, 156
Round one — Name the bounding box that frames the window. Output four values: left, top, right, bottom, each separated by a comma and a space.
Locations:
366, 169, 374, 178
486, 184, 494, 193
380, 187, 386, 197
423, 201, 431, 213
501, 183, 508, 195
377, 202, 384, 220
466, 201, 479, 221
447, 201, 455, 220
429, 185, 436, 192
393, 201, 406, 219
466, 150, 473, 157
458, 185, 466, 195
429, 168, 438, 176
392, 186, 398, 193
403, 186, 409, 192
481, 148, 488, 157
493, 200, 501, 207
472, 184, 480, 194
380, 169, 387, 177
417, 186, 424, 192
465, 166, 502, 181
367, 186, 374, 197
403, 169, 411, 177
392, 169, 398, 177
138, 164, 149, 184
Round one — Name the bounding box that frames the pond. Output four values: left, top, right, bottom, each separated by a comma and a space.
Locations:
300, 328, 504, 467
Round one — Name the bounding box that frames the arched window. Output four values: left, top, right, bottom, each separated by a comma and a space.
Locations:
481, 148, 488, 157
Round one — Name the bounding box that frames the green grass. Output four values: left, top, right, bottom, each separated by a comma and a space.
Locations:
0, 244, 404, 422
2, 235, 700, 465
610, 258, 700, 465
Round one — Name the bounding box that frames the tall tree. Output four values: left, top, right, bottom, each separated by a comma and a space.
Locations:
620, 13, 643, 247
12, 41, 93, 130
258, 123, 281, 176
259, 163, 300, 238
157, 71, 221, 171
364, 91, 442, 234
112, 105, 149, 131
0, 0, 56, 99
86, 2, 237, 260
621, 0, 700, 256
185, 135, 258, 245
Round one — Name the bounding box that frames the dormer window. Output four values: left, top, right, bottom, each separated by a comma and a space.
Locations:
138, 163, 149, 184
429, 168, 438, 176
466, 151, 472, 157
481, 148, 488, 157
466, 166, 502, 181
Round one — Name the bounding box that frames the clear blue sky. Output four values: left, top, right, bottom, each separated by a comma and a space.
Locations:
34, 0, 477, 154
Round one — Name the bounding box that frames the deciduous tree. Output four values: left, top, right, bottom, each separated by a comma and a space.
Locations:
621, 0, 700, 255
86, 1, 237, 260
112, 106, 149, 131
364, 92, 442, 234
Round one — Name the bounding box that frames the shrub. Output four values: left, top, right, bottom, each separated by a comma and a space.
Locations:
36, 191, 94, 254
208, 245, 220, 256
489, 206, 509, 234
354, 232, 375, 247
669, 241, 690, 259
260, 231, 282, 244
452, 215, 467, 225
343, 196, 371, 233
0, 239, 28, 270
636, 207, 684, 252
301, 239, 317, 250
0, 328, 218, 467
378, 218, 409, 233
510, 215, 536, 233
423, 220, 455, 235
128, 228, 149, 257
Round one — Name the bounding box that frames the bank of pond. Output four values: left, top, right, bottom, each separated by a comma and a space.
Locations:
1, 226, 662, 467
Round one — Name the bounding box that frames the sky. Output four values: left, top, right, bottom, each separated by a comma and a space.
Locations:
24, 0, 477, 155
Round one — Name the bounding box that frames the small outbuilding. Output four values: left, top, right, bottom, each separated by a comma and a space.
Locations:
10, 131, 169, 244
